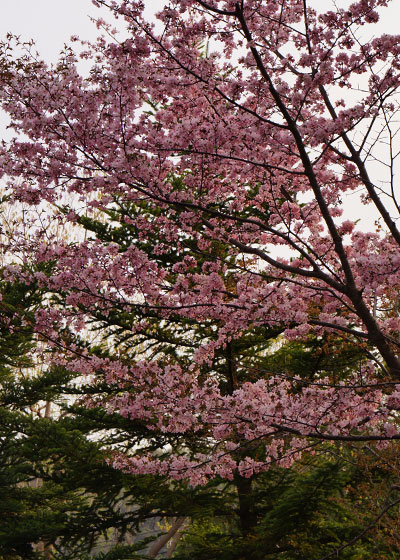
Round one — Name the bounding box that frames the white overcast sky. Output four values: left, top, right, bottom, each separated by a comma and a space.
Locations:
0, 0, 166, 62
0, 1, 106, 61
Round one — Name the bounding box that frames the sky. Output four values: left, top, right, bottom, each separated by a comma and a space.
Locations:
0, 0, 108, 62
0, 0, 165, 62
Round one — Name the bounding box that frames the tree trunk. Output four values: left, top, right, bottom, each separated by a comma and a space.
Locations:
165, 519, 187, 558
148, 517, 186, 558
235, 475, 257, 536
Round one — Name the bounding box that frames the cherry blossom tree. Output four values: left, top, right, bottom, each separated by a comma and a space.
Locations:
1, 0, 400, 484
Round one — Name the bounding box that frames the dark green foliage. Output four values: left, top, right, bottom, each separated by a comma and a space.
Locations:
173, 454, 400, 560
0, 274, 168, 559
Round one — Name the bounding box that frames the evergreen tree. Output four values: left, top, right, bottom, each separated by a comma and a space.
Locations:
0, 268, 173, 558
42, 199, 400, 559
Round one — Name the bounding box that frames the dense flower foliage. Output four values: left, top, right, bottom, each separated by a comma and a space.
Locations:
2, 0, 400, 484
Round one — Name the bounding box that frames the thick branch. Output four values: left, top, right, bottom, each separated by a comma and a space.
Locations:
271, 423, 400, 442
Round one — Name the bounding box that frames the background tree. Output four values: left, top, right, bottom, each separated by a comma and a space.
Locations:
0, 201, 186, 558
